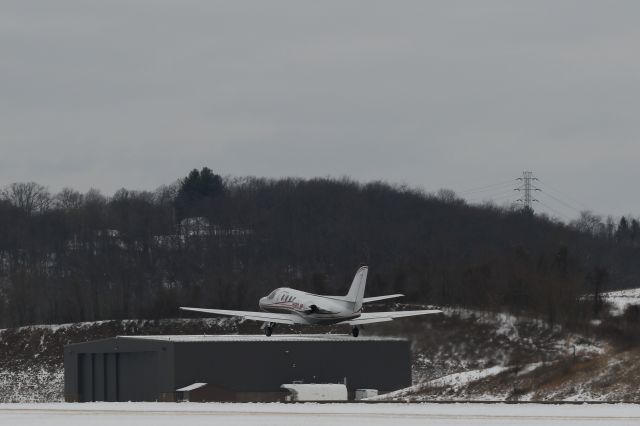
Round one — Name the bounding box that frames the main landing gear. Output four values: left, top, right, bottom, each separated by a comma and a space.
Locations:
263, 322, 274, 337
351, 326, 359, 337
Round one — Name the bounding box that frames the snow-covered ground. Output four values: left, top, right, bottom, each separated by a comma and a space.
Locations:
602, 288, 640, 315
1, 403, 640, 425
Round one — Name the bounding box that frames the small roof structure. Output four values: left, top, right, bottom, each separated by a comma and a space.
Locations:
176, 383, 207, 392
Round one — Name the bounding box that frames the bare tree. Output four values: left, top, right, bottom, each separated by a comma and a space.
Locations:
605, 215, 616, 241
55, 188, 84, 211
1, 182, 51, 215
154, 183, 179, 206
571, 210, 603, 235
84, 188, 107, 206
436, 188, 460, 204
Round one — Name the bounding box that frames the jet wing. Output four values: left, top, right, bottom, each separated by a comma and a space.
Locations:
363, 294, 404, 303
179, 307, 305, 325
337, 309, 442, 326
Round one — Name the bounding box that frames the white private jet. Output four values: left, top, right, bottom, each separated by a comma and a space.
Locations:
180, 266, 441, 337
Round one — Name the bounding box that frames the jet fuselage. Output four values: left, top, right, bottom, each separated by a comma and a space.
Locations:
259, 288, 359, 325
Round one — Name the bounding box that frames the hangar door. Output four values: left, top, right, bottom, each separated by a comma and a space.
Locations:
77, 352, 159, 402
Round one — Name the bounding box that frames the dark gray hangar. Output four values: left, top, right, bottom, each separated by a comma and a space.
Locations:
64, 334, 411, 402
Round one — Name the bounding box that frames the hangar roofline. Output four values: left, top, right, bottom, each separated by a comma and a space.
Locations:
117, 334, 407, 342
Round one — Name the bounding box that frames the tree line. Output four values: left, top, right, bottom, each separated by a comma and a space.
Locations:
0, 168, 639, 328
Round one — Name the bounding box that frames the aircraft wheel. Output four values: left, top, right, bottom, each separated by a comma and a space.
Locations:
265, 326, 273, 337
352, 326, 359, 337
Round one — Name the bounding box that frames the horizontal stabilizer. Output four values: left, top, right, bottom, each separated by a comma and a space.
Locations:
337, 309, 442, 326
363, 294, 404, 303
340, 317, 394, 326
179, 307, 304, 325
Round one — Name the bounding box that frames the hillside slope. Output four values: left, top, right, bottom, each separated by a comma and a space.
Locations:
2, 308, 631, 403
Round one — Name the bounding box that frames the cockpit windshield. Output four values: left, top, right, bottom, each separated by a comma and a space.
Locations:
267, 290, 277, 300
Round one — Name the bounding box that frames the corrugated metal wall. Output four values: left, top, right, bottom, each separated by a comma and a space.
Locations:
77, 353, 120, 402
65, 337, 410, 402
75, 352, 160, 402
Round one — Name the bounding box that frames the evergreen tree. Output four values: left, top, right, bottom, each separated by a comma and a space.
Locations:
616, 216, 630, 243
174, 167, 224, 220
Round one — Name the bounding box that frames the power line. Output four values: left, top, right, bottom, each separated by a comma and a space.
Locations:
487, 193, 519, 203
492, 191, 514, 200
538, 190, 582, 213
537, 180, 590, 210
459, 180, 515, 195
492, 192, 518, 201
537, 200, 572, 221
468, 188, 517, 202
463, 183, 516, 196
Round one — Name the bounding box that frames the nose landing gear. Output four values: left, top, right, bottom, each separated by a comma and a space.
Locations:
262, 322, 274, 336
351, 326, 359, 337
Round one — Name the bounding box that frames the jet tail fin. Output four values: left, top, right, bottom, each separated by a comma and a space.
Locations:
344, 266, 368, 312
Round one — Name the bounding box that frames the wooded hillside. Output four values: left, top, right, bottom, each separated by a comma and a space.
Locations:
0, 168, 638, 328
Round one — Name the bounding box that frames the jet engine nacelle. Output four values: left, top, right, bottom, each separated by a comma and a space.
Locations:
306, 304, 333, 314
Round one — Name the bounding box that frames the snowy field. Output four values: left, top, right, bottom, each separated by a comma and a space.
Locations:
2, 403, 640, 426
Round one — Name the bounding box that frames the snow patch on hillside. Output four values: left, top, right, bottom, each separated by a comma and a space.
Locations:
0, 365, 63, 403
370, 364, 516, 401
0, 317, 237, 335
428, 365, 511, 390
445, 308, 561, 336
602, 287, 640, 315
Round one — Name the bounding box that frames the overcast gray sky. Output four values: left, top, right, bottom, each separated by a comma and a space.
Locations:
1, 1, 639, 219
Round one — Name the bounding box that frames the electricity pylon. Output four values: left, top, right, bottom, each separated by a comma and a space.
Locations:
515, 171, 540, 211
